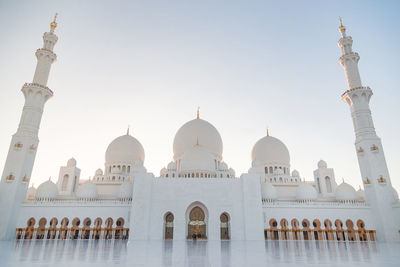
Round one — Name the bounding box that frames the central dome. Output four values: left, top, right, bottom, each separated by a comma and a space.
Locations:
251, 135, 290, 167
105, 134, 145, 165
173, 118, 223, 161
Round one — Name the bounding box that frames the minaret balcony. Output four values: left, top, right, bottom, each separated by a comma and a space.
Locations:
339, 52, 360, 66
22, 83, 54, 97
35, 48, 57, 62
341, 86, 372, 98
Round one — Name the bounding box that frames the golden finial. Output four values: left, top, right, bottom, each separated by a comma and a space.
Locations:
197, 107, 200, 119
50, 13, 58, 29
48, 176, 51, 181
266, 128, 269, 137
342, 178, 345, 183
339, 16, 346, 33
195, 136, 199, 146
127, 125, 130, 136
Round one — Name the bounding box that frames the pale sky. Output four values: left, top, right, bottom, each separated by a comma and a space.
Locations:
0, 0, 399, 193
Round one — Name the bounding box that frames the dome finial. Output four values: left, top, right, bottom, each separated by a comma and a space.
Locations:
197, 107, 200, 119
342, 178, 345, 183
266, 127, 269, 136
50, 13, 58, 31
48, 176, 51, 181
127, 125, 130, 135
195, 136, 199, 146
339, 16, 346, 35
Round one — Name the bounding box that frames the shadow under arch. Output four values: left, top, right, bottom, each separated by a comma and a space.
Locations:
185, 201, 208, 240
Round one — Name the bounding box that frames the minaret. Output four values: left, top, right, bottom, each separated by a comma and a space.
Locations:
339, 18, 398, 241
0, 15, 58, 240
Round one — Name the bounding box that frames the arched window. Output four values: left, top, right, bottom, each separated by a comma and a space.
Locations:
62, 174, 69, 191
105, 218, 113, 239
127, 166, 131, 173
115, 218, 125, 239
269, 219, 279, 240
220, 213, 230, 240
187, 206, 206, 240
93, 218, 102, 240
164, 213, 174, 240
316, 178, 321, 193
82, 218, 91, 239
122, 166, 126, 173
265, 167, 268, 174
25, 218, 36, 240
269, 167, 273, 173
325, 176, 332, 193
71, 218, 80, 239
36, 218, 47, 239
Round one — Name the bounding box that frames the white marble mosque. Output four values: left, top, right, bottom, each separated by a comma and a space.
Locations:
0, 16, 399, 246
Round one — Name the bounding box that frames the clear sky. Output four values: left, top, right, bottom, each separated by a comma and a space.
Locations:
0, 0, 399, 193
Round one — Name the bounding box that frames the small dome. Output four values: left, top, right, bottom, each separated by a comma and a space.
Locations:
36, 180, 58, 200
228, 168, 235, 177
67, 157, 77, 167
318, 160, 327, 169
160, 167, 167, 176
219, 162, 228, 171
95, 168, 103, 176
335, 182, 357, 201
296, 183, 317, 201
173, 118, 223, 161
292, 170, 300, 177
76, 181, 98, 199
261, 182, 277, 200
180, 145, 215, 172
26, 185, 36, 200
167, 161, 176, 171
392, 187, 399, 203
117, 180, 133, 199
105, 134, 145, 165
356, 187, 366, 200
251, 135, 290, 167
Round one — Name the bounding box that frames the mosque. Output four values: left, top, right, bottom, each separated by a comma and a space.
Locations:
0, 16, 399, 242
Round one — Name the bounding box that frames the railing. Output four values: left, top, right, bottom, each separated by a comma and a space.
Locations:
16, 227, 130, 240
264, 228, 375, 242
262, 200, 368, 207
23, 199, 132, 206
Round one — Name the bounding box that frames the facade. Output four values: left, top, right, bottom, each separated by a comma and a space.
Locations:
0, 17, 399, 242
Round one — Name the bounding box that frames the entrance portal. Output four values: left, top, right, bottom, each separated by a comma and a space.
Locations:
187, 206, 207, 240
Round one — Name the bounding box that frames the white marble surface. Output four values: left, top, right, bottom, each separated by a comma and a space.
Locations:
0, 240, 399, 267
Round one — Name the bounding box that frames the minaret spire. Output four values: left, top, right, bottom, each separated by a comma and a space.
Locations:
0, 15, 59, 240
339, 23, 398, 241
